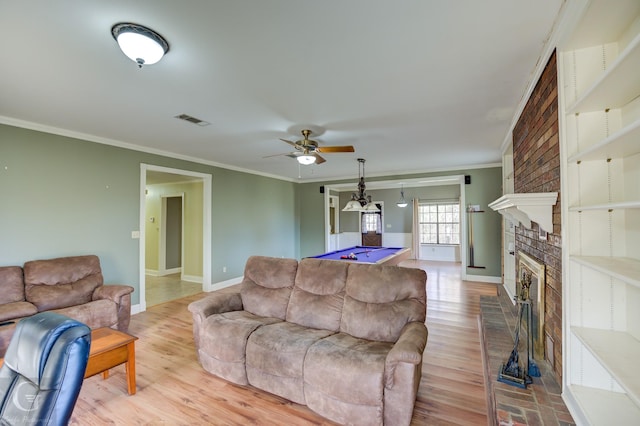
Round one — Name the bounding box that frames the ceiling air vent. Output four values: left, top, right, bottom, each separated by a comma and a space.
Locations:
175, 113, 210, 126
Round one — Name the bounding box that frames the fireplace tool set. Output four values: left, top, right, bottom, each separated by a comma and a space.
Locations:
497, 270, 541, 388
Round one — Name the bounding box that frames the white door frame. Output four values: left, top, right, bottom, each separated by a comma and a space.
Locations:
139, 164, 212, 313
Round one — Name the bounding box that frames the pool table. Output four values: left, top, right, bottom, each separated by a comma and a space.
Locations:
310, 246, 411, 266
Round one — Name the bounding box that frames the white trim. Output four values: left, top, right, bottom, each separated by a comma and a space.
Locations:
159, 267, 182, 276
0, 115, 298, 183
0, 115, 501, 185
305, 162, 502, 184
209, 275, 243, 292
465, 274, 502, 284
140, 164, 212, 312
182, 274, 203, 284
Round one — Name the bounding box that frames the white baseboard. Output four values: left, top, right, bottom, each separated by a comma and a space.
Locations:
131, 303, 142, 315
206, 276, 243, 292
145, 268, 182, 277
181, 274, 203, 284
161, 267, 181, 276
465, 274, 502, 284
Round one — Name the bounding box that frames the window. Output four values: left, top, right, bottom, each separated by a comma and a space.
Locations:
418, 202, 460, 244
363, 213, 379, 232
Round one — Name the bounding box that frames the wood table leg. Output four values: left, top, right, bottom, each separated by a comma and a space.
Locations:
125, 340, 136, 395
102, 370, 109, 379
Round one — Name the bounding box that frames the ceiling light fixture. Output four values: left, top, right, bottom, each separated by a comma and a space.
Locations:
297, 152, 316, 165
111, 23, 169, 68
342, 158, 380, 212
397, 184, 408, 207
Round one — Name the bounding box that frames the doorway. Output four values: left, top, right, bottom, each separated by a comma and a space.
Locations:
161, 195, 183, 274
361, 202, 383, 246
139, 164, 212, 312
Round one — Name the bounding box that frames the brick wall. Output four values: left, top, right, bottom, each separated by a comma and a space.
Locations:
512, 51, 562, 383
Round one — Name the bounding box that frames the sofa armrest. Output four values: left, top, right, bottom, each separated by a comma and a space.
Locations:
92, 284, 134, 303
92, 285, 134, 332
385, 321, 428, 388
188, 292, 243, 350
188, 292, 243, 319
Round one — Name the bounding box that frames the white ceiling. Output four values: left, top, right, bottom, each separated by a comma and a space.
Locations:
0, 0, 563, 182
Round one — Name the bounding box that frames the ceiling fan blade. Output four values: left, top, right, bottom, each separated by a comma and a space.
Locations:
315, 145, 355, 153
280, 138, 302, 150
263, 152, 291, 159
314, 153, 327, 164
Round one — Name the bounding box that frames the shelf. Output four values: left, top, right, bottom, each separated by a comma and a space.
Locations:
571, 256, 640, 288
572, 327, 640, 407
567, 32, 640, 114
568, 385, 640, 425
568, 118, 640, 163
568, 200, 640, 212
488, 192, 558, 232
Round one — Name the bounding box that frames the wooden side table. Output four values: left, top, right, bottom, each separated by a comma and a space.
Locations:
85, 327, 139, 395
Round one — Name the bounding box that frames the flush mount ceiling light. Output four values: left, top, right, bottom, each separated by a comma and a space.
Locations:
342, 158, 380, 212
111, 23, 169, 68
397, 184, 408, 208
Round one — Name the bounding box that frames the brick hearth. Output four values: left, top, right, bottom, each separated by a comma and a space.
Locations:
480, 288, 575, 425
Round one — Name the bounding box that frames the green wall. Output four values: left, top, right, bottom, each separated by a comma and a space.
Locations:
0, 124, 297, 305
1, 123, 503, 307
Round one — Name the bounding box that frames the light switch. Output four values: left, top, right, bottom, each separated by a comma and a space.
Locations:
131, 231, 140, 239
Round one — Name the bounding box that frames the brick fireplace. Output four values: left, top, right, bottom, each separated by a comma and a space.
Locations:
512, 51, 562, 384
479, 51, 571, 424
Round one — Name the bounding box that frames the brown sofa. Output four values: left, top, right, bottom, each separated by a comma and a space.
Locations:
188, 255, 427, 426
0, 255, 134, 356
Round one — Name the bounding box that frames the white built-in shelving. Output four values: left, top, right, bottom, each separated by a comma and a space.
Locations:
501, 144, 516, 299
559, 0, 640, 424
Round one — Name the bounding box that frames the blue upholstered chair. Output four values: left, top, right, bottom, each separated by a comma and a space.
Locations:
0, 312, 91, 425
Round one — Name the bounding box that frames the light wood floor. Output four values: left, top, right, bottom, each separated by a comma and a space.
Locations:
71, 261, 497, 425
145, 273, 202, 307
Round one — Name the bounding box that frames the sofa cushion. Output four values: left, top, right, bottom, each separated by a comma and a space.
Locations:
24, 255, 103, 311
341, 264, 426, 343
0, 266, 25, 305
0, 302, 38, 323
240, 256, 297, 320
52, 299, 118, 329
286, 258, 348, 331
246, 322, 335, 404
199, 310, 282, 385
304, 332, 393, 426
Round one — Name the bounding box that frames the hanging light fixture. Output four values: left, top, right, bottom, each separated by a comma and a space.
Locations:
111, 23, 170, 68
397, 184, 408, 207
342, 159, 380, 212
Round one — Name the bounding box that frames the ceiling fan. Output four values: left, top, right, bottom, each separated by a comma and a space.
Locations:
267, 129, 355, 165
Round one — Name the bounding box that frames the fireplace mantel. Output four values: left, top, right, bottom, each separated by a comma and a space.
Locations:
488, 193, 558, 232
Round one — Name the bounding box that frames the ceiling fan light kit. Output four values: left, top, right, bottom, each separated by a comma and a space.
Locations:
111, 23, 169, 68
342, 158, 379, 213
297, 153, 316, 165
